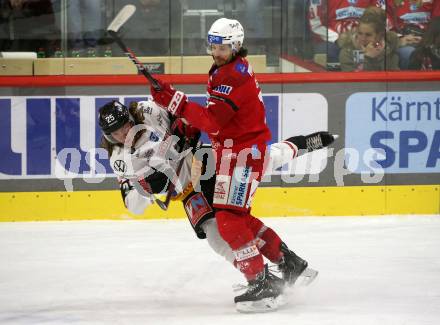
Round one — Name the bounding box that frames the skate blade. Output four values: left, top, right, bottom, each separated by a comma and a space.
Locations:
236, 296, 284, 313
299, 267, 318, 286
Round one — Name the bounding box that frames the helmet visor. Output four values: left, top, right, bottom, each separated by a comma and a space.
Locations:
206, 42, 232, 55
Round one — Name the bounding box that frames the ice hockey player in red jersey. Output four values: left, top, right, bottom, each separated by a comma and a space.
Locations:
149, 18, 336, 312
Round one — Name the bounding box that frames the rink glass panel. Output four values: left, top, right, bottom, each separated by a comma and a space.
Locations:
0, 1, 410, 73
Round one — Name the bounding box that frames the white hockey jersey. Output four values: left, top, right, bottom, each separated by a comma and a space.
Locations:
108, 100, 193, 215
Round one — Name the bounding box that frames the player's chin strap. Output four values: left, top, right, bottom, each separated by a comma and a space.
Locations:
103, 133, 119, 144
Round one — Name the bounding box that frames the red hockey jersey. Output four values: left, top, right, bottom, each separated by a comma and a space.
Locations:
309, 0, 379, 43
181, 56, 271, 150
386, 0, 433, 32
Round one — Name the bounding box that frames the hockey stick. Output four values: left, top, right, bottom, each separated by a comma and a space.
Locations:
107, 5, 188, 210
106, 4, 161, 91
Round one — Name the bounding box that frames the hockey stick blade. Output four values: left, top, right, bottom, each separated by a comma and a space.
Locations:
107, 5, 136, 33
155, 198, 168, 211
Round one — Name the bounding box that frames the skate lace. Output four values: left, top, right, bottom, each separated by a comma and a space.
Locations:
306, 134, 323, 151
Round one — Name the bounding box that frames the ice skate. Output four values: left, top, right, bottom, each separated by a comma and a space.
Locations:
286, 131, 338, 153
278, 242, 318, 286
305, 131, 337, 151
234, 265, 285, 313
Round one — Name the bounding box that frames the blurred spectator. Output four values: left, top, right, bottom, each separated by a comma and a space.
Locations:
308, 0, 380, 65
338, 6, 399, 71
65, 0, 104, 56
0, 0, 59, 55
408, 16, 440, 70
385, 0, 434, 69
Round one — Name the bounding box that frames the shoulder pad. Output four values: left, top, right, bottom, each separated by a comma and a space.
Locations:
212, 58, 252, 88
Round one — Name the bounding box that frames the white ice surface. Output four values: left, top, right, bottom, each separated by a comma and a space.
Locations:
1, 215, 440, 325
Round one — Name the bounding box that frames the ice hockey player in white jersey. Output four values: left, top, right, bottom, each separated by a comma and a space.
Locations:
98, 98, 336, 313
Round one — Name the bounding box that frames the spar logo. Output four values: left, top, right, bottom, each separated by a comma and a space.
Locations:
345, 91, 440, 173
229, 166, 252, 207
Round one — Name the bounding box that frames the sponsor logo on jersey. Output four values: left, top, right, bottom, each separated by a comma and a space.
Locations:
234, 244, 259, 262
228, 166, 252, 207
142, 105, 153, 115
184, 192, 212, 227
213, 85, 233, 95
113, 160, 127, 173
168, 91, 185, 115
213, 175, 231, 205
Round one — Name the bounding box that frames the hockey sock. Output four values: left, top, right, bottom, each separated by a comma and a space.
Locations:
246, 215, 283, 263
216, 209, 265, 280
257, 227, 283, 263
233, 244, 265, 281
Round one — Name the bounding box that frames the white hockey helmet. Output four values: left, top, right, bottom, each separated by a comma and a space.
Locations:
207, 18, 244, 54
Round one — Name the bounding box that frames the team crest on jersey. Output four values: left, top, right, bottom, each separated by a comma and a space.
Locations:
235, 62, 248, 74
347, 0, 357, 4
213, 85, 233, 95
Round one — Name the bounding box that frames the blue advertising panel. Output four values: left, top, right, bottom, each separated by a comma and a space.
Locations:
0, 94, 279, 179
346, 91, 440, 173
